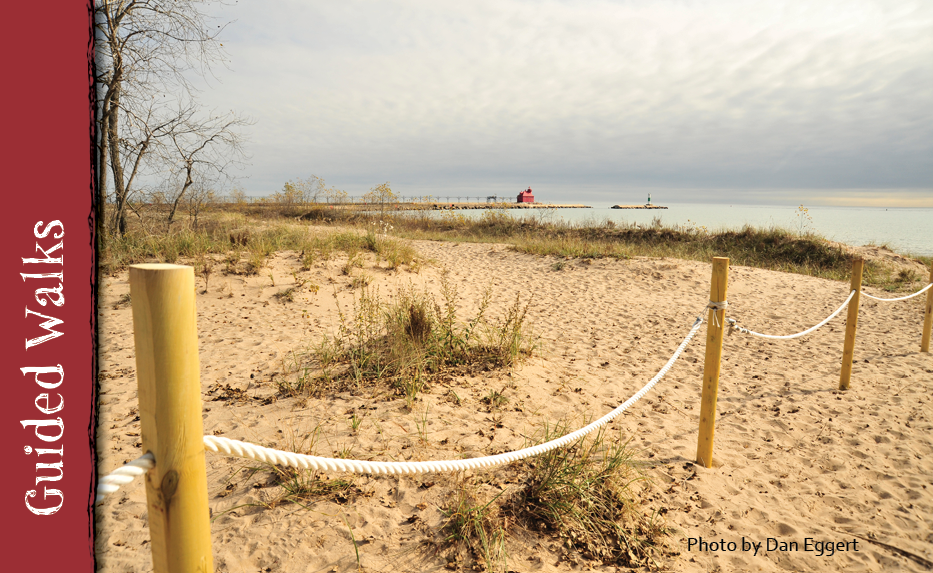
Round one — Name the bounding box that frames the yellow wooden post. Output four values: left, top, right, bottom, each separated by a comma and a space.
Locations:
696, 257, 729, 468
839, 259, 864, 391
922, 263, 933, 353
130, 264, 213, 573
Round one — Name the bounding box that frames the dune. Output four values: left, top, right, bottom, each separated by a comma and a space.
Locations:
94, 233, 933, 572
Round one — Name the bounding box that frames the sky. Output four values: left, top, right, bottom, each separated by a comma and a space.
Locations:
193, 0, 933, 206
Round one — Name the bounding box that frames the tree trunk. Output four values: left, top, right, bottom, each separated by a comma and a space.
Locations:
167, 163, 194, 226
97, 99, 109, 252
108, 81, 128, 238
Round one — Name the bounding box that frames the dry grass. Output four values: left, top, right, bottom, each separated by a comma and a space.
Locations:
276, 270, 535, 406
440, 479, 509, 572
386, 209, 926, 291
505, 423, 669, 568
436, 423, 667, 572
102, 210, 423, 277
103, 201, 927, 291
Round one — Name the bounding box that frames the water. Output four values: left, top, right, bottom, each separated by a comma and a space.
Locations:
417, 203, 932, 257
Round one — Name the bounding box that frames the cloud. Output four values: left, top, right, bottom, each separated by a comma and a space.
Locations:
196, 0, 933, 199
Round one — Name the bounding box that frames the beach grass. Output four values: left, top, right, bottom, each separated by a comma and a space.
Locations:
99, 202, 932, 572
440, 480, 509, 572
505, 421, 669, 568
277, 269, 535, 404
436, 422, 667, 572
102, 210, 424, 277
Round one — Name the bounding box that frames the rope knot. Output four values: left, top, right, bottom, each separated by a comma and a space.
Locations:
725, 317, 748, 335
707, 300, 728, 327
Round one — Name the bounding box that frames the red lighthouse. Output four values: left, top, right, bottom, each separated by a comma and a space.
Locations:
517, 187, 535, 203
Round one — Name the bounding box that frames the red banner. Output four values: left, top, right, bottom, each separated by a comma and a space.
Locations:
0, 2, 97, 570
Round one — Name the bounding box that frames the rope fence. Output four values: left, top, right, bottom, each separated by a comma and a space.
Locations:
206, 317, 703, 475
98, 313, 705, 497
861, 282, 932, 302
726, 290, 856, 339
96, 259, 933, 572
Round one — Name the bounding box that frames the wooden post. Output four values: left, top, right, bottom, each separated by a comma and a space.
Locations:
696, 257, 729, 468
130, 264, 213, 573
922, 263, 933, 353
839, 259, 864, 391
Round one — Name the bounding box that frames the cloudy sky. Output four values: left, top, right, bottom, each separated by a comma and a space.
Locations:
195, 0, 932, 206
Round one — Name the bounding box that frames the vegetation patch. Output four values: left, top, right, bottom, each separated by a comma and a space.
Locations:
102, 210, 424, 278
387, 208, 924, 290
277, 270, 535, 405
440, 480, 508, 573
435, 424, 669, 572
505, 424, 670, 568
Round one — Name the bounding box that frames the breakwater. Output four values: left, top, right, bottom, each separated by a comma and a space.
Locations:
611, 204, 668, 209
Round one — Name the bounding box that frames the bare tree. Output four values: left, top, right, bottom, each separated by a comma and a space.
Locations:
95, 0, 234, 242
183, 180, 217, 228
108, 97, 192, 235
161, 110, 249, 226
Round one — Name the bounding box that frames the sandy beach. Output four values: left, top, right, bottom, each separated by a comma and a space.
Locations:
94, 231, 933, 572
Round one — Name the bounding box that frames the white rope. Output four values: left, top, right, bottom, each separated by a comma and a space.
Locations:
96, 453, 155, 504
726, 290, 856, 340
203, 315, 706, 476
861, 283, 932, 302
707, 300, 728, 327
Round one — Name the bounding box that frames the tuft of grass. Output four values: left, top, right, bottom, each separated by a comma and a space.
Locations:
280, 271, 535, 401
268, 465, 357, 508
243, 251, 264, 275
404, 301, 432, 343
349, 272, 372, 289
199, 257, 215, 292
482, 387, 508, 410
505, 423, 669, 568
299, 248, 316, 270
273, 285, 299, 303
348, 413, 363, 434
342, 252, 365, 275
341, 513, 363, 571
212, 427, 358, 520
896, 268, 921, 283
440, 480, 508, 573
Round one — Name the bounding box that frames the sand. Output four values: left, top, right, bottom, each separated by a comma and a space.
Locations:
94, 231, 933, 572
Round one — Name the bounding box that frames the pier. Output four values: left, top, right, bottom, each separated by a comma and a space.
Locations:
611, 204, 668, 209
423, 202, 590, 210
318, 202, 592, 211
